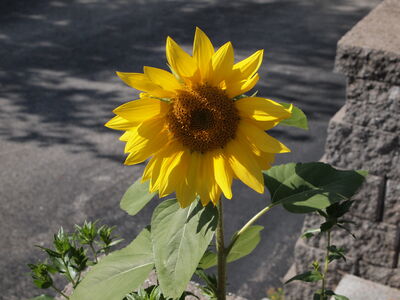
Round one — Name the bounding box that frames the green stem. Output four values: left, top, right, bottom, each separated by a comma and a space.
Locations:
52, 284, 69, 299
216, 200, 226, 300
61, 257, 76, 287
76, 271, 82, 287
226, 202, 278, 255
89, 242, 98, 263
321, 229, 331, 299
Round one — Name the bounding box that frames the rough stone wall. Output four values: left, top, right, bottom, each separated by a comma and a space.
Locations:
285, 1, 400, 298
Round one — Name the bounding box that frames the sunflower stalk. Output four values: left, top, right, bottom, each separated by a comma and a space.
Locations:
216, 200, 226, 300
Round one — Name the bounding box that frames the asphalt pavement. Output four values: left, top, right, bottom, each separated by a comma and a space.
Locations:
0, 0, 380, 299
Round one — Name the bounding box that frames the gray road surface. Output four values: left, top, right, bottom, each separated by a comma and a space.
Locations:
0, 0, 379, 299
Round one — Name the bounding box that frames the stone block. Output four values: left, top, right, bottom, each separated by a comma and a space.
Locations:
302, 214, 398, 268
344, 78, 400, 132
383, 179, 400, 225
351, 173, 384, 221
333, 274, 400, 300
359, 261, 400, 289
334, 0, 400, 85
324, 106, 400, 179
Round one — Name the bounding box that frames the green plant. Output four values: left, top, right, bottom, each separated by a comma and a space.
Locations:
285, 201, 358, 300
28, 220, 122, 299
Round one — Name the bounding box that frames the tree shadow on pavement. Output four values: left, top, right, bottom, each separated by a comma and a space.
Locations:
0, 0, 377, 158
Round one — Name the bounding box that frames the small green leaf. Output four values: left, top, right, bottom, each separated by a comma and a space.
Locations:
227, 226, 263, 263
198, 226, 263, 270
285, 270, 323, 284
36, 246, 61, 258
279, 103, 308, 130
320, 220, 336, 232
120, 179, 156, 216
326, 201, 354, 218
302, 228, 321, 239
334, 294, 350, 300
70, 228, 154, 300
263, 162, 367, 213
198, 250, 217, 270
30, 296, 55, 300
328, 245, 346, 263
337, 224, 357, 239
312, 260, 320, 271
151, 199, 217, 299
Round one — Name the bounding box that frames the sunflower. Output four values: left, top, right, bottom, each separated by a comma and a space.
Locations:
106, 28, 291, 207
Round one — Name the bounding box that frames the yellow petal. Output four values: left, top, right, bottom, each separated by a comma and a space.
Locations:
156, 144, 185, 197
105, 115, 137, 131
233, 49, 264, 80
119, 130, 133, 142
142, 156, 161, 191
196, 151, 222, 206
176, 151, 199, 208
193, 27, 214, 81
166, 36, 197, 79
235, 97, 291, 122
199, 152, 221, 206
162, 151, 188, 197
213, 150, 233, 199
143, 66, 181, 92
225, 138, 264, 194
113, 98, 168, 123
116, 72, 172, 98
226, 73, 259, 98
197, 153, 212, 206
238, 120, 290, 154
211, 42, 234, 85
254, 152, 275, 170
210, 186, 222, 205
124, 119, 168, 164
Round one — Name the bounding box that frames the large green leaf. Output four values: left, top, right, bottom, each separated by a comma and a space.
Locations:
70, 228, 154, 300
151, 199, 217, 298
198, 250, 217, 270
198, 226, 263, 269
279, 103, 308, 130
227, 225, 263, 262
120, 179, 156, 216
199, 225, 264, 269
263, 162, 367, 213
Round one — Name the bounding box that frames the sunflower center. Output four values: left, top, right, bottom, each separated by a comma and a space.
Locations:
167, 84, 240, 153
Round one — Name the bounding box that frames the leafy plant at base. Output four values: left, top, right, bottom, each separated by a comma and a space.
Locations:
28, 220, 122, 300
